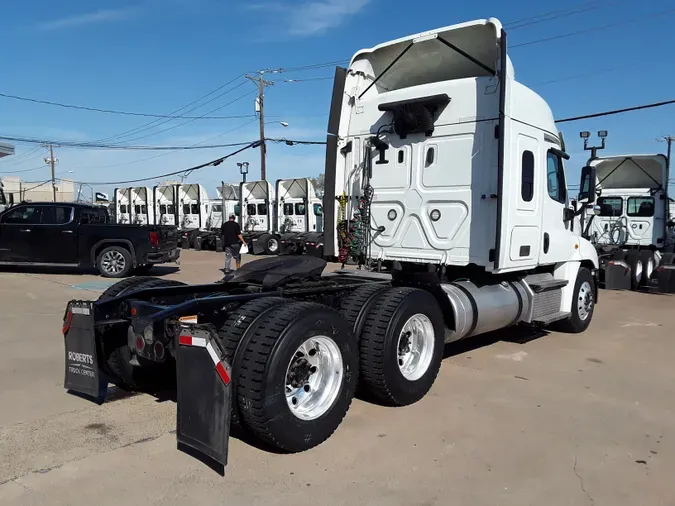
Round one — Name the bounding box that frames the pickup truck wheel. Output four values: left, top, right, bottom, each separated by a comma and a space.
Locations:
554, 267, 595, 334
359, 287, 445, 406
99, 278, 186, 390
97, 246, 132, 278
217, 297, 289, 428
236, 302, 358, 452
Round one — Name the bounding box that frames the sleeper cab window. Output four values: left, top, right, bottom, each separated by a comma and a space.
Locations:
521, 150, 534, 202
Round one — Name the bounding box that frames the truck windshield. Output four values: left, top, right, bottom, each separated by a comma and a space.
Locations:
627, 197, 654, 217
597, 197, 623, 217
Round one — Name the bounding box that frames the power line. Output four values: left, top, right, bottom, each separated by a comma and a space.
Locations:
0, 91, 256, 120
511, 7, 675, 48
0, 164, 48, 175
94, 74, 248, 144
0, 134, 258, 150
72, 141, 260, 185
556, 99, 675, 123
106, 88, 255, 145
505, 0, 623, 30
69, 118, 259, 171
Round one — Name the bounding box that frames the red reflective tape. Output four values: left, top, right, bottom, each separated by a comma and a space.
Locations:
179, 335, 192, 346
62, 310, 73, 335
215, 361, 231, 385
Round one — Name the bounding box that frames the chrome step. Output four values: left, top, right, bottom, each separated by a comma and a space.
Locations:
533, 311, 571, 326
527, 279, 568, 293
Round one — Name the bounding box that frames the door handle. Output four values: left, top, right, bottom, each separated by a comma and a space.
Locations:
20, 229, 31, 233
61, 230, 74, 234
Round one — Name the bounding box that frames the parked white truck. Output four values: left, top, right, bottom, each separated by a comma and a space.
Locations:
0, 181, 9, 213
239, 180, 279, 254
63, 18, 599, 473
276, 178, 324, 255
582, 154, 672, 290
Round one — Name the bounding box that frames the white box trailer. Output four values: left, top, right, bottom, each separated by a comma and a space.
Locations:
62, 18, 601, 473
582, 154, 671, 290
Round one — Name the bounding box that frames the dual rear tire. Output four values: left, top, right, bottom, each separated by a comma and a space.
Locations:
221, 286, 446, 453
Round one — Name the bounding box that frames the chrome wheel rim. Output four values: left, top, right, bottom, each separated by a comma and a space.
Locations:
101, 250, 126, 275
268, 238, 279, 253
645, 256, 654, 281
397, 314, 435, 381
635, 260, 644, 284
285, 336, 343, 421
578, 281, 594, 321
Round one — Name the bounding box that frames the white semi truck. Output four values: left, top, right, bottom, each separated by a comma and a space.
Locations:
63, 18, 599, 472
582, 154, 672, 290
276, 178, 324, 255
0, 182, 10, 213
239, 180, 279, 254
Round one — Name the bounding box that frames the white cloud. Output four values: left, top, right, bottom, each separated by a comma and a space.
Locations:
37, 8, 136, 31
249, 0, 372, 37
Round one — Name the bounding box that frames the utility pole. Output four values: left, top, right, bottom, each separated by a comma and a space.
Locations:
246, 70, 281, 180
42, 143, 58, 202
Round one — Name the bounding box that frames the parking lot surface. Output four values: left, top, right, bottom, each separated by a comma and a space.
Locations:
1, 250, 674, 505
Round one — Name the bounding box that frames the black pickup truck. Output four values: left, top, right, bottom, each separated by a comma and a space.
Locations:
0, 202, 180, 277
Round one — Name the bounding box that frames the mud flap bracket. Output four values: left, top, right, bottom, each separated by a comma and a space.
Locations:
175, 325, 232, 474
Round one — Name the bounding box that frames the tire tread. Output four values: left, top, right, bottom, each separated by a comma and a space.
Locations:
236, 302, 353, 451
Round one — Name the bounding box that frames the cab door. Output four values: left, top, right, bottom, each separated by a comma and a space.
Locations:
33, 206, 77, 263
0, 205, 43, 261
539, 148, 576, 265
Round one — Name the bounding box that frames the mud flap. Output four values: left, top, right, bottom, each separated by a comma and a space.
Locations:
649, 265, 675, 293
63, 301, 108, 403
604, 261, 632, 290
175, 325, 232, 474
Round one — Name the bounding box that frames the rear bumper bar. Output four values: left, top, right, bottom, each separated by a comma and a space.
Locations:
145, 247, 180, 264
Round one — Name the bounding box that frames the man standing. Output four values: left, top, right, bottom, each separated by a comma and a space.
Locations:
221, 214, 246, 274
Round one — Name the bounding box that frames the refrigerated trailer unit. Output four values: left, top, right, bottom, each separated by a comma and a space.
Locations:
581, 154, 672, 290
276, 178, 324, 255
63, 18, 600, 473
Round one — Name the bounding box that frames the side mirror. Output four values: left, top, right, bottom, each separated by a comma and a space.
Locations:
578, 165, 597, 204
592, 205, 602, 216
563, 207, 575, 222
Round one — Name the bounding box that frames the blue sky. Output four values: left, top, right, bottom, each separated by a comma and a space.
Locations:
0, 0, 673, 198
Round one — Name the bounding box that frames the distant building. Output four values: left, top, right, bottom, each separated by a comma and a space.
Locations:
0, 175, 75, 203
